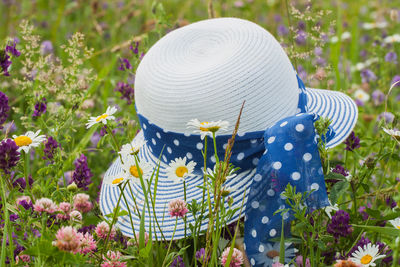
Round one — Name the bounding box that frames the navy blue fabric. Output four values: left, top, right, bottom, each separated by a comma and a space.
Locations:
244, 113, 330, 266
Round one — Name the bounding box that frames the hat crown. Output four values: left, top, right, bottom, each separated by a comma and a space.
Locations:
135, 18, 299, 134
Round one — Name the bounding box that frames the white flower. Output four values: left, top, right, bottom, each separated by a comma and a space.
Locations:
330, 31, 351, 43
120, 156, 153, 182
362, 21, 388, 30
350, 243, 386, 267
119, 139, 146, 157
383, 34, 400, 44
13, 130, 46, 153
106, 172, 129, 186
86, 106, 117, 129
187, 119, 229, 140
166, 157, 196, 183
252, 242, 297, 266
354, 89, 370, 102
389, 217, 400, 230
324, 203, 339, 219
383, 128, 400, 141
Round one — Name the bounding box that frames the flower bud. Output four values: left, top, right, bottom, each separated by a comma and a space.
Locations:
67, 182, 78, 192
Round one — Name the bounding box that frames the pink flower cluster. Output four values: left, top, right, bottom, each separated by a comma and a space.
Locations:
168, 199, 188, 218
95, 221, 117, 240
101, 251, 126, 267
57, 202, 72, 220
220, 247, 243, 267
33, 198, 57, 214
73, 193, 93, 213
53, 226, 97, 255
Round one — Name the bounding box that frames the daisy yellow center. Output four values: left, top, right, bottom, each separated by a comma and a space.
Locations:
266, 250, 280, 259
360, 254, 372, 264
130, 166, 142, 178
175, 166, 188, 178
112, 178, 124, 184
397, 226, 400, 229
96, 114, 108, 122
199, 122, 210, 132
14, 136, 32, 147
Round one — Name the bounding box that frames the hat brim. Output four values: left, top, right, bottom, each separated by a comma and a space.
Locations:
99, 87, 357, 240
305, 87, 358, 148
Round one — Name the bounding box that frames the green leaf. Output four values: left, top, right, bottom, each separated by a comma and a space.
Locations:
325, 172, 346, 181
329, 180, 349, 204
366, 208, 381, 219
352, 225, 400, 237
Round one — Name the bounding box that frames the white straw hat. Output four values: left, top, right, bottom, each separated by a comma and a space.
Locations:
99, 17, 357, 240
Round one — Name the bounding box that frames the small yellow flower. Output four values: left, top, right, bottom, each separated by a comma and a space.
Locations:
389, 218, 400, 230
383, 128, 400, 141
166, 157, 196, 183
119, 139, 146, 157
187, 119, 229, 140
120, 156, 153, 183
12, 130, 46, 153
350, 243, 385, 267
112, 177, 125, 185
86, 106, 117, 129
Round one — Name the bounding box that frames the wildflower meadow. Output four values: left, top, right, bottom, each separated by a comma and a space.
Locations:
0, 0, 400, 266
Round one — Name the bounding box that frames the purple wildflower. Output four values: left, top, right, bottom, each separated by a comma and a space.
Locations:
332, 164, 349, 177
386, 197, 397, 209
327, 210, 353, 240
277, 24, 289, 36
43, 136, 58, 160
358, 206, 369, 220
274, 14, 282, 22
344, 131, 360, 151
377, 112, 395, 124
296, 30, 307, 45
5, 40, 21, 57
90, 132, 101, 148
391, 75, 400, 87
40, 40, 53, 55
297, 64, 307, 81
9, 213, 18, 222
361, 69, 377, 83
376, 241, 393, 265
0, 91, 10, 129
17, 199, 33, 211
195, 248, 207, 264
130, 42, 140, 55
371, 90, 385, 106
385, 51, 397, 63
118, 58, 132, 71
297, 20, 306, 30
72, 154, 93, 191
32, 97, 47, 117
359, 50, 367, 59
12, 174, 33, 192
78, 224, 96, 235
170, 255, 185, 267
0, 50, 11, 76
114, 81, 134, 105
0, 139, 20, 174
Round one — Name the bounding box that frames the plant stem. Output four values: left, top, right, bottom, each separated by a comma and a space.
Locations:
0, 177, 9, 266
162, 217, 178, 267
24, 151, 30, 191
119, 182, 138, 245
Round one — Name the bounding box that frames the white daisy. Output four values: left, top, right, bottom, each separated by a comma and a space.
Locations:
187, 119, 229, 140
389, 217, 400, 230
86, 106, 117, 129
350, 243, 386, 267
383, 128, 400, 141
383, 34, 400, 44
362, 21, 388, 30
324, 203, 339, 219
119, 139, 147, 157
106, 172, 129, 186
13, 130, 46, 153
353, 89, 370, 102
166, 157, 196, 183
121, 156, 153, 182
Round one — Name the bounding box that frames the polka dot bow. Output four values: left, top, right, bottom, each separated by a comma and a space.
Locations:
244, 113, 330, 267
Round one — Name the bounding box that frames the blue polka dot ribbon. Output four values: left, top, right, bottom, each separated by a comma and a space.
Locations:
244, 113, 331, 267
